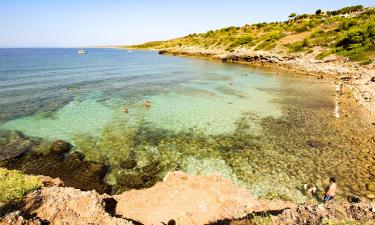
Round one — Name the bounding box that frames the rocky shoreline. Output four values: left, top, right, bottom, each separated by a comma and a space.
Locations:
1, 171, 374, 225
156, 47, 375, 119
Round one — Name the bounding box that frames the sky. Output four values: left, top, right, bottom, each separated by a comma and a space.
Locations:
0, 0, 373, 47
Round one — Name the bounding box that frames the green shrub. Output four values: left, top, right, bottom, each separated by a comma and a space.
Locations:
359, 59, 373, 65
288, 42, 304, 52
316, 50, 332, 59
303, 37, 311, 47
0, 169, 42, 203
251, 215, 272, 225
226, 35, 254, 51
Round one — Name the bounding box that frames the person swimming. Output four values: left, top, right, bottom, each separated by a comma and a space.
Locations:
123, 107, 128, 113
144, 100, 151, 108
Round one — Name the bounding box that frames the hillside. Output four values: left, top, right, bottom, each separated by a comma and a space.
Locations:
129, 5, 374, 64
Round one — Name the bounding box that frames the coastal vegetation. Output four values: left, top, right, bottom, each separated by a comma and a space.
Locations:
129, 5, 375, 63
0, 168, 42, 203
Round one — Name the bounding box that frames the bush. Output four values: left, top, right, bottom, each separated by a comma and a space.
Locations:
329, 5, 364, 16
288, 42, 304, 52
0, 169, 42, 203
316, 50, 332, 59
226, 36, 254, 51
303, 37, 311, 47
359, 59, 373, 65
335, 21, 375, 58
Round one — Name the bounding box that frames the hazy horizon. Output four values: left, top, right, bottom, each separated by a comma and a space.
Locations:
0, 0, 373, 48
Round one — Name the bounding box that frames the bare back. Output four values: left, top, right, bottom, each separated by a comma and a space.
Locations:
326, 183, 337, 196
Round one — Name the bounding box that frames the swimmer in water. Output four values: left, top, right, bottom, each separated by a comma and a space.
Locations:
123, 107, 128, 113
144, 100, 151, 108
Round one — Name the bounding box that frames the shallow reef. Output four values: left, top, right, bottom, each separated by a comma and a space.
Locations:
1, 82, 374, 203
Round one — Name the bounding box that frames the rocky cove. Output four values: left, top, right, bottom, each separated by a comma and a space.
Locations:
1, 48, 375, 224
1, 108, 375, 224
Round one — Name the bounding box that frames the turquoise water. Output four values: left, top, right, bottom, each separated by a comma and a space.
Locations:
1, 48, 374, 202
0, 49, 282, 139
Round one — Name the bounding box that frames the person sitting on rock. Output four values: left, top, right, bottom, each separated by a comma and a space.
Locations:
323, 177, 337, 202
304, 183, 317, 197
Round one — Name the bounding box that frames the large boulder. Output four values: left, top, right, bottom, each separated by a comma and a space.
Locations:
115, 171, 294, 225
21, 187, 132, 225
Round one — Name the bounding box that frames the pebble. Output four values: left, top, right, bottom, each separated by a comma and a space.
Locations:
365, 182, 375, 192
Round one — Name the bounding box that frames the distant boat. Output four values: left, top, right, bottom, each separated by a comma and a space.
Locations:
78, 48, 87, 55
128, 49, 133, 53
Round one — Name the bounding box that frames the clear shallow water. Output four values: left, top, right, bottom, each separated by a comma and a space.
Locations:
0, 48, 374, 202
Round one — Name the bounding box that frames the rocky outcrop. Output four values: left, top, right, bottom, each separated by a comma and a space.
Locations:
273, 202, 375, 225
3, 172, 294, 225
0, 211, 46, 225
21, 187, 132, 225
116, 172, 274, 225
220, 49, 284, 63
2, 172, 374, 225
115, 171, 295, 225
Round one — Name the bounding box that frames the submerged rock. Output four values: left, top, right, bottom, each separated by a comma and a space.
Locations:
49, 140, 72, 155
2, 141, 110, 194
0, 131, 39, 161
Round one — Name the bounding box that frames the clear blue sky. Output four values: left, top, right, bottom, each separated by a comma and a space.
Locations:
0, 0, 373, 47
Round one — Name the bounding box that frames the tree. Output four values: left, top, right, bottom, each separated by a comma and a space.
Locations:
316, 9, 322, 15
289, 13, 297, 18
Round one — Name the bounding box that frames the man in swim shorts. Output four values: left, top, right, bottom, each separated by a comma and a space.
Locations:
323, 177, 337, 202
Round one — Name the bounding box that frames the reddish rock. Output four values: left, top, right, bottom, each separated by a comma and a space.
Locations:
38, 176, 64, 187
22, 187, 132, 225
115, 171, 295, 225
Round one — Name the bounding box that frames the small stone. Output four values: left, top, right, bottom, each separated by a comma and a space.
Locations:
307, 140, 323, 148
340, 76, 351, 81
39, 176, 64, 187
370, 77, 375, 82
365, 182, 375, 192
366, 193, 375, 199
